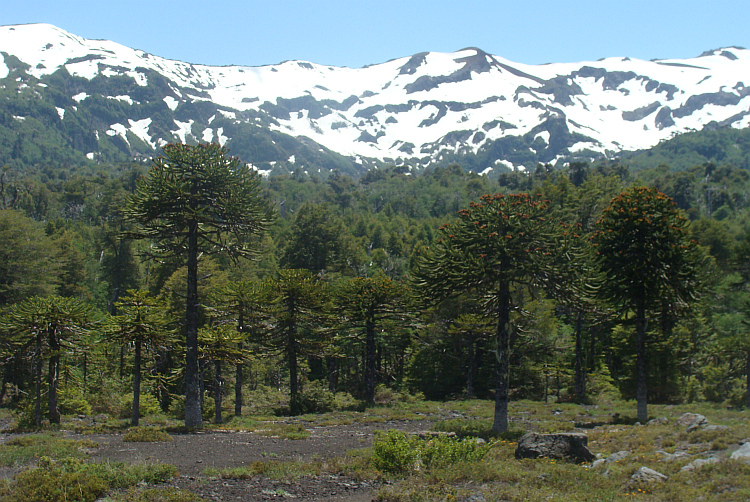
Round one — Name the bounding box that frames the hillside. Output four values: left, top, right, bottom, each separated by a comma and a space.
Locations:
1, 23, 749, 176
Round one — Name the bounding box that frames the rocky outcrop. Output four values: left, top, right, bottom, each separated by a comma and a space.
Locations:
515, 432, 595, 463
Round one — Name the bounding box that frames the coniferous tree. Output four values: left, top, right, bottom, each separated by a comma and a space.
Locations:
124, 143, 273, 428
412, 193, 570, 432
592, 186, 703, 422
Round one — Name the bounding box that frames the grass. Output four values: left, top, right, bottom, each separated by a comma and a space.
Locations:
122, 426, 173, 442
0, 433, 98, 466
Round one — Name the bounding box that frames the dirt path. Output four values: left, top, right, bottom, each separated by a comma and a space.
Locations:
81, 419, 434, 501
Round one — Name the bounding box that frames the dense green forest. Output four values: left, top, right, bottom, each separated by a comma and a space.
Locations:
3, 130, 750, 430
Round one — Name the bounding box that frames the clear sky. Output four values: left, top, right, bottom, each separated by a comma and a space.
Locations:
5, 0, 750, 68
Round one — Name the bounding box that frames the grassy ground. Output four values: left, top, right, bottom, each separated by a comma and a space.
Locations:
2, 398, 750, 501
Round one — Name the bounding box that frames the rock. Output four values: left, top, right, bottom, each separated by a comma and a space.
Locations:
94, 414, 110, 422
462, 493, 486, 502
680, 457, 720, 472
647, 417, 669, 426
515, 432, 595, 463
703, 425, 729, 433
657, 450, 689, 462
676, 412, 708, 432
730, 442, 750, 462
591, 458, 605, 468
628, 466, 668, 485
606, 450, 631, 463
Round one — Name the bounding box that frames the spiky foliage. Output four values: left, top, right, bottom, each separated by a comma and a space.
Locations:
261, 269, 332, 414
198, 324, 250, 423
210, 280, 269, 417
336, 275, 414, 405
592, 186, 703, 422
411, 193, 571, 432
0, 296, 95, 425
124, 143, 273, 428
105, 290, 175, 425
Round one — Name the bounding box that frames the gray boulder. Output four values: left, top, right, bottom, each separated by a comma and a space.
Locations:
676, 412, 708, 432
515, 432, 595, 463
730, 442, 750, 462
629, 466, 668, 485
681, 457, 720, 471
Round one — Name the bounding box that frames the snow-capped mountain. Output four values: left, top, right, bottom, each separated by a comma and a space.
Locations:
1, 23, 749, 175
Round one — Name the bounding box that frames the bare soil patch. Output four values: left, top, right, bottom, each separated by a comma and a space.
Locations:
81, 419, 433, 501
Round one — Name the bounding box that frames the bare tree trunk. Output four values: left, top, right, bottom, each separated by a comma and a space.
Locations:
47, 327, 61, 424
132, 340, 141, 426
35, 334, 42, 427
184, 221, 202, 428
365, 318, 377, 406
573, 311, 586, 404
215, 360, 223, 424
635, 302, 649, 423
492, 284, 511, 433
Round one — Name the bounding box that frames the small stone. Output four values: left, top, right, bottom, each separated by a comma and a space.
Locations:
629, 466, 668, 485
647, 417, 669, 426
703, 425, 729, 433
606, 450, 630, 463
676, 412, 708, 432
731, 442, 750, 462
680, 457, 719, 472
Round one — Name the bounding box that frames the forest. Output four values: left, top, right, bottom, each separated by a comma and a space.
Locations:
2, 136, 750, 433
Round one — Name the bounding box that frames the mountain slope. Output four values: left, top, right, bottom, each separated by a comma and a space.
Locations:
1, 23, 749, 175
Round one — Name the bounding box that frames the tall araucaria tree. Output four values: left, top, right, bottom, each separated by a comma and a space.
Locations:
411, 193, 572, 433
105, 290, 175, 426
0, 296, 95, 426
336, 275, 413, 406
592, 186, 702, 423
124, 143, 273, 428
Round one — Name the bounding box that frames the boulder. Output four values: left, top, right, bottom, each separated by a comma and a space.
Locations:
628, 466, 668, 485
675, 412, 708, 432
680, 457, 720, 471
647, 417, 669, 426
606, 450, 631, 463
730, 441, 750, 462
515, 432, 595, 463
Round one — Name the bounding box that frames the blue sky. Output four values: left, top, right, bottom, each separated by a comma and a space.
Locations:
6, 0, 750, 68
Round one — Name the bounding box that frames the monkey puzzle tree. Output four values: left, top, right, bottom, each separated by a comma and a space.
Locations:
335, 275, 413, 406
592, 186, 702, 422
412, 193, 570, 432
124, 143, 273, 428
198, 324, 249, 424
0, 296, 95, 425
105, 290, 174, 426
261, 269, 332, 415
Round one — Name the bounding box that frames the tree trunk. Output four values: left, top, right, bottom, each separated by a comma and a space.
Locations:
234, 358, 243, 417
365, 318, 377, 406
635, 302, 649, 423
288, 333, 299, 414
47, 328, 60, 424
492, 283, 511, 433
466, 337, 476, 399
132, 340, 141, 426
746, 351, 750, 410
184, 220, 202, 428
215, 360, 223, 424
573, 311, 586, 404
35, 334, 42, 427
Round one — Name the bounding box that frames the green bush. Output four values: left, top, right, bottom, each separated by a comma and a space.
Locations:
0, 465, 108, 502
123, 426, 173, 442
121, 393, 163, 418
372, 430, 421, 474
292, 381, 335, 414
372, 430, 494, 475
59, 386, 93, 416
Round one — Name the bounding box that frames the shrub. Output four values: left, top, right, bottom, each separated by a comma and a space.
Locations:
123, 426, 173, 442
58, 386, 93, 416
120, 393, 163, 418
372, 430, 421, 474
372, 430, 494, 475
292, 381, 335, 414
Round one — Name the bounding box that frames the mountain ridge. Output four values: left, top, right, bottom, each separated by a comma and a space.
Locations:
1, 23, 748, 176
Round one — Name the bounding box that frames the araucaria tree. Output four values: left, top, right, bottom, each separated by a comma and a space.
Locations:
592, 186, 701, 423
124, 143, 273, 428
412, 193, 569, 432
